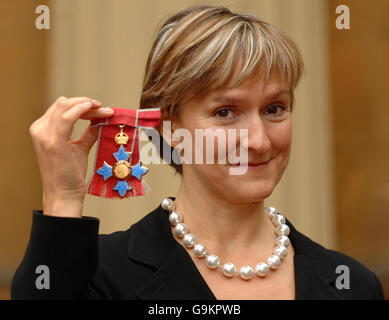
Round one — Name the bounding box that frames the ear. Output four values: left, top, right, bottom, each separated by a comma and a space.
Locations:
158, 116, 179, 148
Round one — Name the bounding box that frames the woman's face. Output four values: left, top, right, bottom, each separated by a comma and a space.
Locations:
173, 71, 292, 203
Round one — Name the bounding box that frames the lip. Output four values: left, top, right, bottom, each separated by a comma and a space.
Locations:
229, 159, 271, 168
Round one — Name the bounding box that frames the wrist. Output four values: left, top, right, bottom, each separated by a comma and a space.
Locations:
43, 196, 84, 218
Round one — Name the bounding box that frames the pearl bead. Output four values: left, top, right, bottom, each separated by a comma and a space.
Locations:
276, 224, 290, 236
169, 211, 182, 226
164, 198, 289, 282
255, 262, 270, 277
272, 214, 286, 226
274, 245, 288, 259
183, 233, 196, 248
267, 254, 282, 270
206, 254, 220, 269
174, 223, 187, 238
161, 198, 174, 211
193, 244, 207, 258
222, 263, 236, 277
275, 235, 290, 247
264, 206, 277, 218
239, 265, 254, 280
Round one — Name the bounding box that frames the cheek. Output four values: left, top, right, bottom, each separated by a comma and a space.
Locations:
188, 125, 230, 164
268, 122, 292, 181
269, 121, 292, 154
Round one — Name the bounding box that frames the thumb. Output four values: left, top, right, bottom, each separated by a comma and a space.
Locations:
72, 125, 100, 152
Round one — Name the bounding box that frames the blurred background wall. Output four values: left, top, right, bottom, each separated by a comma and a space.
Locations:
0, 0, 388, 299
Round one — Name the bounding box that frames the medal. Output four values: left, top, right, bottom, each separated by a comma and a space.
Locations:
96, 125, 149, 198
87, 107, 161, 199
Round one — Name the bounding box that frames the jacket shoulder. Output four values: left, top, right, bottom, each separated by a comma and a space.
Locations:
324, 247, 384, 299
292, 226, 384, 299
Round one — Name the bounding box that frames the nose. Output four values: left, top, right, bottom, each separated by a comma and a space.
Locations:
242, 113, 271, 154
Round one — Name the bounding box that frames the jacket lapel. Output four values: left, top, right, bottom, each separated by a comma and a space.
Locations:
128, 200, 351, 300
287, 219, 352, 299
127, 202, 216, 300
294, 254, 343, 299
136, 242, 216, 299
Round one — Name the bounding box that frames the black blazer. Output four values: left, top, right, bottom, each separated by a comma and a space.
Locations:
11, 199, 384, 300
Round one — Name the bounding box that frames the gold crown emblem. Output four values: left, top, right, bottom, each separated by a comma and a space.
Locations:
115, 125, 129, 145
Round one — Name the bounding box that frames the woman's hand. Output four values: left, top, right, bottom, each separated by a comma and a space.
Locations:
29, 96, 114, 218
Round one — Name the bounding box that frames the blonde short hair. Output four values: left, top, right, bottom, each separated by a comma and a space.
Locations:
139, 5, 304, 175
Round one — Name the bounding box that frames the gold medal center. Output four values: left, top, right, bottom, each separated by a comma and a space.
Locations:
113, 162, 131, 180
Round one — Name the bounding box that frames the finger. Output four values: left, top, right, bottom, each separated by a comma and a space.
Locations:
72, 124, 101, 153
39, 96, 100, 127
50, 96, 101, 123
34, 96, 67, 127
55, 101, 104, 140
80, 107, 115, 120
56, 97, 102, 112
29, 97, 67, 138
49, 97, 102, 135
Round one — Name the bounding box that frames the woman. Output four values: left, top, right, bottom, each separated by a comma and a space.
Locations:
12, 5, 384, 300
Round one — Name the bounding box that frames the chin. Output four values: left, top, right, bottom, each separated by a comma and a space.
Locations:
223, 180, 275, 203
193, 165, 278, 202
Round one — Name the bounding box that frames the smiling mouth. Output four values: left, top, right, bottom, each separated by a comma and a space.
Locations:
229, 159, 271, 167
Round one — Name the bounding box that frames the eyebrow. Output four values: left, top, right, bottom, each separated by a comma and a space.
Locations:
213, 90, 291, 104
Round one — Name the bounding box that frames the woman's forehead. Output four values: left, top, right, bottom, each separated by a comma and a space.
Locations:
202, 72, 290, 102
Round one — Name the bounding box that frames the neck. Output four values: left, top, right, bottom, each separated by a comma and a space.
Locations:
173, 175, 275, 256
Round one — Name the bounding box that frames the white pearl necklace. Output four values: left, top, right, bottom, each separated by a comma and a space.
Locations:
161, 198, 291, 280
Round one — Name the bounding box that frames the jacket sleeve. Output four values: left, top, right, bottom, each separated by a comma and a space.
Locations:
11, 210, 102, 299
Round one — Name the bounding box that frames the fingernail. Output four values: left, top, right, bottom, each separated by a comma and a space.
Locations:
92, 99, 102, 106
83, 101, 92, 106
101, 107, 113, 113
